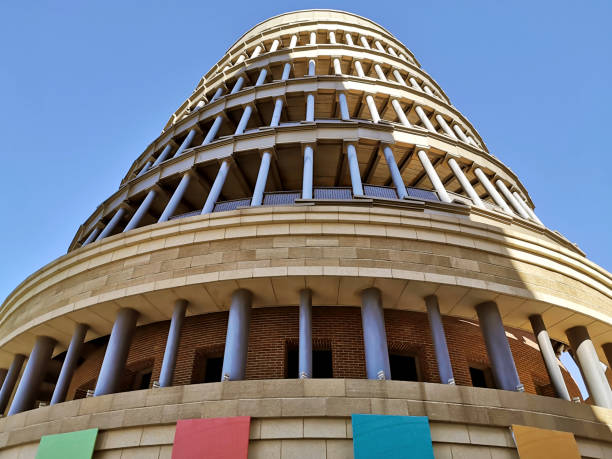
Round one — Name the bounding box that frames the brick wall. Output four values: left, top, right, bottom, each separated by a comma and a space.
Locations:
66, 306, 581, 400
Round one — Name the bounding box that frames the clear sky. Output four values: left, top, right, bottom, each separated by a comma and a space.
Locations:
0, 1, 609, 397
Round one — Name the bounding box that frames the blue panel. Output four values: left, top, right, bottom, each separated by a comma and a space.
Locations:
351, 414, 434, 459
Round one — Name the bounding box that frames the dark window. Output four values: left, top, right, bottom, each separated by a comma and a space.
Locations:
132, 368, 153, 390
204, 357, 223, 383
469, 366, 495, 388
192, 351, 224, 384
286, 348, 333, 378
389, 354, 419, 381
287, 348, 298, 379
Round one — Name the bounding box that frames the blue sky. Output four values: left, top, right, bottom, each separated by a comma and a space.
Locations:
0, 1, 609, 396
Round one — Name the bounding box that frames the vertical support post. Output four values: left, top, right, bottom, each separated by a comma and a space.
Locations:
158, 172, 192, 222
447, 158, 484, 208
361, 288, 391, 380
269, 39, 280, 52
210, 87, 224, 102
152, 144, 174, 167
415, 106, 436, 132
382, 146, 407, 199
365, 95, 380, 123
347, 143, 364, 196
202, 115, 223, 145
82, 227, 101, 246
475, 301, 523, 392
392, 70, 406, 85
307, 59, 316, 76
202, 161, 230, 214
123, 189, 157, 232
302, 145, 314, 199
251, 151, 272, 206
299, 289, 313, 379
409, 77, 422, 91
373, 64, 387, 81
235, 105, 253, 135
354, 60, 365, 78
528, 315, 570, 401
338, 93, 350, 120
425, 296, 455, 384
270, 98, 284, 126
221, 289, 253, 381
306, 94, 315, 122
230, 76, 245, 94
9, 336, 56, 415
94, 308, 139, 396
96, 207, 126, 241
136, 160, 154, 177
417, 150, 451, 203
496, 180, 530, 219
255, 68, 267, 86
435, 115, 458, 139
0, 354, 26, 415
512, 191, 543, 225
452, 124, 470, 143
289, 35, 298, 48
50, 324, 88, 405
391, 100, 410, 127
281, 63, 291, 80
173, 129, 197, 158
159, 300, 188, 388
566, 326, 612, 408
473, 168, 513, 214
333, 58, 342, 75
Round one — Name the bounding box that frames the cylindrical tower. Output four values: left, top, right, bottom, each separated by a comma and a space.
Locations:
1, 9, 611, 458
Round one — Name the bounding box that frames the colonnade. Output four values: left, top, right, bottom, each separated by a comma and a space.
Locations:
2, 287, 612, 417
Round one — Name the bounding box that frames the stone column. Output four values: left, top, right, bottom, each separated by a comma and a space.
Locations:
255, 68, 267, 86
159, 300, 188, 388
289, 35, 298, 48
309, 31, 316, 45
173, 129, 197, 158
333, 58, 342, 75
528, 315, 570, 401
566, 326, 612, 408
374, 40, 386, 53
307, 59, 316, 76
360, 36, 371, 49
354, 61, 366, 78
94, 308, 139, 396
383, 146, 408, 199
152, 144, 174, 167
50, 323, 88, 405
251, 151, 271, 206
417, 150, 451, 203
496, 180, 530, 219
270, 98, 284, 126
452, 124, 470, 143
158, 172, 192, 222
269, 39, 280, 52
415, 106, 436, 132
221, 289, 253, 381
344, 33, 354, 46
338, 93, 350, 120
392, 70, 406, 86
96, 207, 126, 241
361, 288, 391, 380
235, 105, 253, 135
136, 160, 154, 177
9, 336, 56, 415
123, 189, 157, 232
447, 158, 484, 208
306, 94, 315, 122
435, 115, 458, 139
365, 95, 381, 123
409, 77, 422, 91
512, 191, 543, 225
210, 87, 224, 102
373, 64, 387, 81
230, 76, 245, 94
281, 63, 291, 80
202, 160, 230, 214
202, 116, 223, 145
299, 289, 313, 379
0, 355, 25, 415
347, 144, 364, 196
250, 45, 263, 58
425, 296, 455, 384
473, 168, 513, 214
302, 145, 314, 199
82, 227, 101, 246
475, 302, 523, 392
391, 100, 410, 127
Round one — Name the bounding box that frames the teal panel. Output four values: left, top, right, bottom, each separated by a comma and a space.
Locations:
36, 428, 98, 459
351, 414, 434, 459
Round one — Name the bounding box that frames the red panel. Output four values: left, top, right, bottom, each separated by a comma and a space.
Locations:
172, 416, 251, 459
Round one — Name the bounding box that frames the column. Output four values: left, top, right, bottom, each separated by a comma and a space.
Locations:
96, 207, 126, 241
347, 144, 364, 196
309, 31, 316, 45
329, 31, 336, 43
361, 288, 391, 380
230, 76, 245, 94
338, 93, 350, 120
566, 326, 612, 408
452, 124, 470, 143
202, 116, 223, 145
123, 189, 157, 232
159, 300, 188, 388
250, 45, 262, 59
475, 302, 522, 391
425, 296, 454, 384
269, 39, 280, 52
307, 59, 316, 76
251, 151, 271, 206
50, 324, 88, 405
233, 54, 246, 66
9, 336, 56, 415
360, 36, 371, 49
82, 227, 101, 246
94, 308, 139, 396
409, 77, 422, 91
235, 105, 253, 135
387, 47, 398, 57
374, 40, 386, 53
354, 60, 366, 78
435, 115, 458, 139
512, 191, 543, 224
391, 99, 410, 127
447, 158, 484, 208
344, 33, 354, 46
158, 172, 192, 222
270, 98, 283, 126
302, 145, 314, 199
255, 68, 267, 86
202, 160, 230, 214
496, 180, 530, 219
423, 85, 435, 97
365, 95, 380, 123
333, 58, 342, 75
528, 315, 570, 401
415, 106, 436, 132
136, 160, 154, 177
392, 69, 406, 86
173, 129, 197, 158
281, 62, 291, 80
221, 289, 253, 381
0, 354, 25, 415
299, 289, 312, 379
289, 35, 298, 48
152, 144, 174, 167
417, 150, 451, 203
373, 64, 387, 81
473, 168, 513, 214
210, 87, 224, 102
383, 146, 407, 199
306, 94, 315, 122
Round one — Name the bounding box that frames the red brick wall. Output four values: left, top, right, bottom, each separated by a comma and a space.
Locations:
66, 306, 581, 400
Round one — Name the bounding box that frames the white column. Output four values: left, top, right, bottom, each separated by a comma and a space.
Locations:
250, 45, 262, 59
329, 31, 336, 43
270, 98, 283, 126
417, 150, 451, 203
136, 160, 153, 177
235, 105, 253, 135
365, 95, 380, 123
448, 158, 484, 208
82, 226, 101, 246
383, 146, 408, 199
360, 36, 371, 48
302, 145, 314, 199
96, 207, 126, 241
289, 35, 298, 48
354, 60, 366, 78
452, 124, 470, 143
415, 105, 436, 132
435, 115, 458, 139
255, 68, 267, 86
124, 189, 156, 232
281, 62, 291, 80
306, 94, 315, 122
158, 172, 192, 222
391, 100, 410, 127
269, 39, 280, 52
309, 31, 316, 45
423, 85, 435, 97
374, 40, 386, 53
234, 54, 246, 66
512, 191, 543, 224
173, 128, 197, 157
347, 144, 364, 196
202, 161, 229, 214
307, 59, 316, 76
344, 33, 354, 46
210, 87, 224, 102
338, 93, 350, 120
251, 151, 271, 206
409, 76, 422, 91
152, 144, 174, 167
398, 53, 408, 62
392, 69, 406, 85
474, 168, 513, 214
467, 136, 479, 146
374, 64, 387, 81
202, 115, 223, 145
387, 47, 398, 57
496, 180, 530, 219
230, 76, 245, 94
333, 58, 342, 75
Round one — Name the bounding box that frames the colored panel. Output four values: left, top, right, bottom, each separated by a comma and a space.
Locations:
512, 424, 581, 459
351, 414, 434, 459
36, 428, 98, 459
172, 416, 250, 459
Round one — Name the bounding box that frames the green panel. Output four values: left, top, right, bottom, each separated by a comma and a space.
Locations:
36, 428, 98, 459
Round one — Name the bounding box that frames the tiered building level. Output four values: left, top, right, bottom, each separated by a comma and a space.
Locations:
1, 9, 611, 458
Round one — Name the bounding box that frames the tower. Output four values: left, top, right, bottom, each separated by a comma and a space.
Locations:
1, 9, 611, 457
